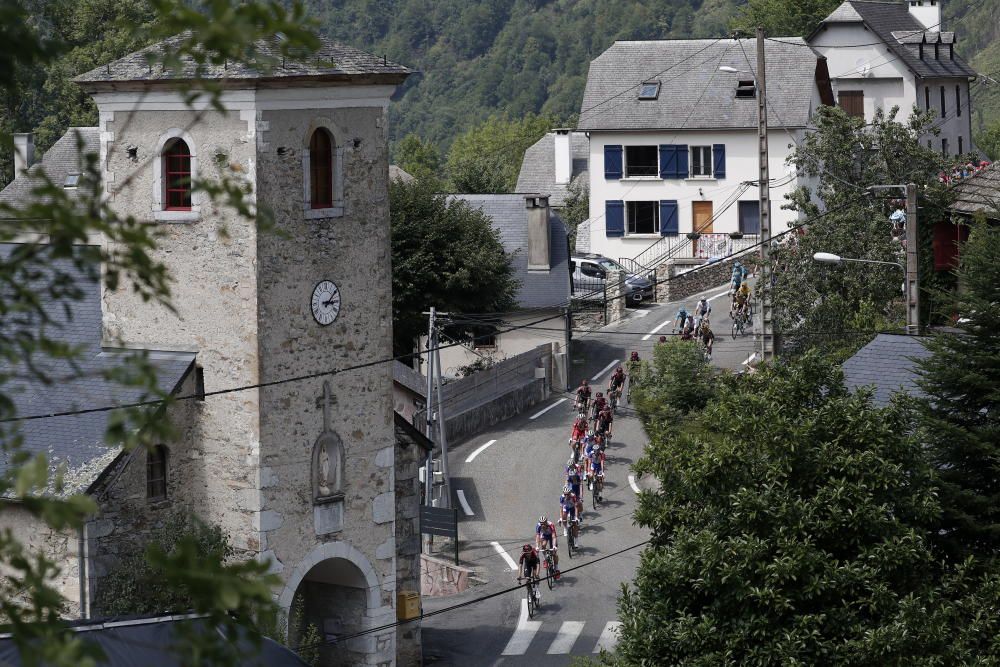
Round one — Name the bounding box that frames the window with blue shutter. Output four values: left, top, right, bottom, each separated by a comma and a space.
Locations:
676, 145, 689, 179
659, 200, 679, 236
606, 200, 625, 237
712, 144, 726, 179
659, 145, 675, 179
604, 145, 623, 179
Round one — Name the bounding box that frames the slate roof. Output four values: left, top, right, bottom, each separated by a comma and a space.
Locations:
515, 132, 589, 208
577, 38, 821, 131
812, 1, 977, 79
448, 195, 571, 310
393, 360, 426, 397
0, 128, 100, 212
841, 333, 931, 406
394, 411, 433, 451
75, 33, 411, 88
0, 244, 195, 496
949, 163, 1000, 218
0, 614, 307, 666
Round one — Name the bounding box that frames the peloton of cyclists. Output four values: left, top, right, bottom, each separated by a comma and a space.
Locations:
558, 485, 581, 543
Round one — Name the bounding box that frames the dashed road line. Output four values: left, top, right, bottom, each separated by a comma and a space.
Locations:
547, 621, 585, 654
529, 398, 567, 420
590, 360, 620, 382
593, 621, 623, 653
641, 319, 671, 341
630, 309, 650, 318
456, 490, 474, 517
627, 474, 641, 494
491, 541, 518, 571
501, 599, 542, 656
707, 289, 731, 302
465, 439, 497, 463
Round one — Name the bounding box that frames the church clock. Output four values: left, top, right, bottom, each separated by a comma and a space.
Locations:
311, 280, 341, 326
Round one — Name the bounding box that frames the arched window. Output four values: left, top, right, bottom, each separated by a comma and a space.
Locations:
309, 129, 334, 209
147, 445, 168, 500
163, 138, 192, 211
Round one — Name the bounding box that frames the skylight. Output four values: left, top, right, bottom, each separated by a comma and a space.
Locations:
736, 80, 756, 99
638, 81, 660, 100
64, 173, 80, 188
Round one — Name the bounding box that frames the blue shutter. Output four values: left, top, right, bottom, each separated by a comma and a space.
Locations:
606, 200, 625, 237
676, 145, 689, 179
659, 145, 675, 179
712, 144, 726, 179
659, 200, 678, 236
604, 145, 623, 179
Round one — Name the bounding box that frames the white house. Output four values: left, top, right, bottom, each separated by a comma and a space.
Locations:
808, 0, 977, 156
577, 38, 833, 267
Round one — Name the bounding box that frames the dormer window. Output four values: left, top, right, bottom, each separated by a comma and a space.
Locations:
736, 80, 756, 98
63, 173, 79, 189
638, 81, 660, 100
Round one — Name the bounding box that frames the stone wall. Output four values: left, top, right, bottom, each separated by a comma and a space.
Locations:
444, 378, 546, 444
394, 436, 424, 666
658, 250, 757, 304
420, 554, 475, 597
0, 505, 80, 616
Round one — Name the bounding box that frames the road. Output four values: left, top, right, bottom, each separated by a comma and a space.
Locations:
422, 284, 755, 666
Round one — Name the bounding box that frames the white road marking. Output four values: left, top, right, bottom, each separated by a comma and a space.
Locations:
641, 319, 672, 341
707, 289, 731, 302
593, 621, 623, 653
491, 541, 518, 571
628, 474, 641, 494
501, 599, 542, 656
546, 621, 585, 654
529, 398, 568, 420
630, 309, 650, 318
590, 360, 620, 382
742, 352, 757, 366
456, 490, 474, 517
464, 439, 497, 463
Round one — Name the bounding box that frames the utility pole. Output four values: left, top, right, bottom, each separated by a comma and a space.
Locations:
756, 26, 775, 362
422, 307, 452, 509
432, 334, 451, 509
423, 307, 436, 508
905, 182, 920, 334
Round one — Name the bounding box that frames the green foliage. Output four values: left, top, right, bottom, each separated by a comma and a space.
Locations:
288, 594, 322, 667
917, 222, 1000, 563
561, 178, 590, 248
732, 0, 840, 38
773, 106, 946, 355
389, 178, 519, 354
617, 353, 1000, 665
633, 340, 715, 429
395, 133, 442, 184
445, 113, 559, 193
975, 120, 1000, 161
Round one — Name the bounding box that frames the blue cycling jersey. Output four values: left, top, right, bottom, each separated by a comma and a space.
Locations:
591, 459, 604, 475
536, 521, 555, 536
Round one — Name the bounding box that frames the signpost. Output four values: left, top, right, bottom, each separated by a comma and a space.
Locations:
420, 505, 459, 565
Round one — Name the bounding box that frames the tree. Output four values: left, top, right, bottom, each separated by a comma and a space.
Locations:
772, 106, 946, 356
394, 132, 442, 184
917, 221, 1000, 563
445, 113, 559, 193
632, 339, 715, 430
390, 178, 519, 355
560, 177, 589, 250
616, 353, 1000, 665
975, 120, 1000, 161
732, 0, 840, 38
0, 2, 320, 664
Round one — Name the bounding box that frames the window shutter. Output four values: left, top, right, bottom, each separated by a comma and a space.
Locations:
676, 145, 689, 179
605, 200, 625, 237
659, 144, 676, 179
604, 145, 623, 179
659, 200, 678, 236
712, 144, 726, 179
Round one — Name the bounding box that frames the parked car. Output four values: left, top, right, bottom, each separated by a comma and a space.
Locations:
570, 254, 655, 305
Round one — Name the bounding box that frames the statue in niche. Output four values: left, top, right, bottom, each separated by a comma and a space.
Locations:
312, 381, 345, 502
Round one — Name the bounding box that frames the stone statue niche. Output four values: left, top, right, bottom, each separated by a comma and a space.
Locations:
312, 381, 345, 502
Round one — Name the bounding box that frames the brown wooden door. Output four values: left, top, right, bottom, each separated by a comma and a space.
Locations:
838, 90, 864, 118
692, 201, 713, 256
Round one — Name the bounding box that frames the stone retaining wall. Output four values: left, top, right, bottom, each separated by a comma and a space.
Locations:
421, 553, 476, 597
658, 249, 758, 304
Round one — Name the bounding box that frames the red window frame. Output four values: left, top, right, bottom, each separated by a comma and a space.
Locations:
310, 129, 334, 209
163, 138, 192, 211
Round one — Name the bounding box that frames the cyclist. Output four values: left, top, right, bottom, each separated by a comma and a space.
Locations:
591, 391, 607, 420
672, 306, 689, 334
700, 320, 715, 360
607, 366, 625, 402
730, 261, 748, 294
694, 297, 712, 332
657, 335, 668, 344
570, 414, 587, 452
535, 515, 559, 573
732, 282, 751, 320
559, 485, 580, 542
518, 544, 541, 597
680, 314, 696, 341
566, 459, 584, 498
587, 446, 606, 500
596, 405, 614, 439
574, 379, 591, 413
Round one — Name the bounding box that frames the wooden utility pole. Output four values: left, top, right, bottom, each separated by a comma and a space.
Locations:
905, 183, 920, 334
756, 27, 775, 362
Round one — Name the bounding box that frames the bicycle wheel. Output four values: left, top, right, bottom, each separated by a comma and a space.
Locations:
732, 321, 738, 340
546, 558, 555, 590
527, 585, 536, 618
592, 483, 599, 510
567, 533, 574, 559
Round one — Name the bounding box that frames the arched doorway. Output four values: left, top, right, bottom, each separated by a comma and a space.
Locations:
288, 557, 370, 666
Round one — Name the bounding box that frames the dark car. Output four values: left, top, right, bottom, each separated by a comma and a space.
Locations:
570, 254, 654, 305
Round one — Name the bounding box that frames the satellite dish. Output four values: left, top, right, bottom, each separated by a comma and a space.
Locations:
855, 57, 871, 77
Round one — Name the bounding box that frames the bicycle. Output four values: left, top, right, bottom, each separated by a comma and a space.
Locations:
561, 517, 580, 558
574, 395, 590, 415
519, 575, 541, 617
607, 387, 620, 414
591, 472, 604, 509
626, 376, 639, 404
540, 548, 557, 590
731, 309, 750, 339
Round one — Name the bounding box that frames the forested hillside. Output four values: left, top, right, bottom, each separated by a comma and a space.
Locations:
2, 0, 999, 187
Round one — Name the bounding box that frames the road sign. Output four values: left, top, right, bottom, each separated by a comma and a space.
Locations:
420, 505, 459, 565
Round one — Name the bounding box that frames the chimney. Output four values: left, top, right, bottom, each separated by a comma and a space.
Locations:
525, 195, 551, 272
13, 133, 34, 175
908, 0, 941, 31
553, 128, 572, 185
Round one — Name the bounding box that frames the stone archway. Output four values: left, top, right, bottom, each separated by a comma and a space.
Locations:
277, 542, 394, 667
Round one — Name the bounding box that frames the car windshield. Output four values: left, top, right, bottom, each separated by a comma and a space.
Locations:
595, 259, 625, 272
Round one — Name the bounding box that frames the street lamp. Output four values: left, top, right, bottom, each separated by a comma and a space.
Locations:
718, 66, 739, 73
812, 252, 903, 271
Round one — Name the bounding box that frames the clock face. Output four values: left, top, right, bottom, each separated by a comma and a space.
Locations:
311, 280, 341, 326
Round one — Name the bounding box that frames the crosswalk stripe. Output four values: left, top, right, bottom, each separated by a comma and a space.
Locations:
546, 621, 585, 654
501, 599, 542, 656
593, 621, 623, 654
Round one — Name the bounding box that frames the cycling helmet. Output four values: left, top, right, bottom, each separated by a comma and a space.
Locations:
596, 391, 603, 398
539, 515, 548, 524
659, 335, 667, 343
563, 484, 572, 493
630, 351, 640, 361
582, 379, 589, 385
523, 544, 533, 553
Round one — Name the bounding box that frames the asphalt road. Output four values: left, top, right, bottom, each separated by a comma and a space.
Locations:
422, 283, 755, 666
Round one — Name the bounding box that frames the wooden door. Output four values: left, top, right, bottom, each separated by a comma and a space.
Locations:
693, 201, 713, 256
